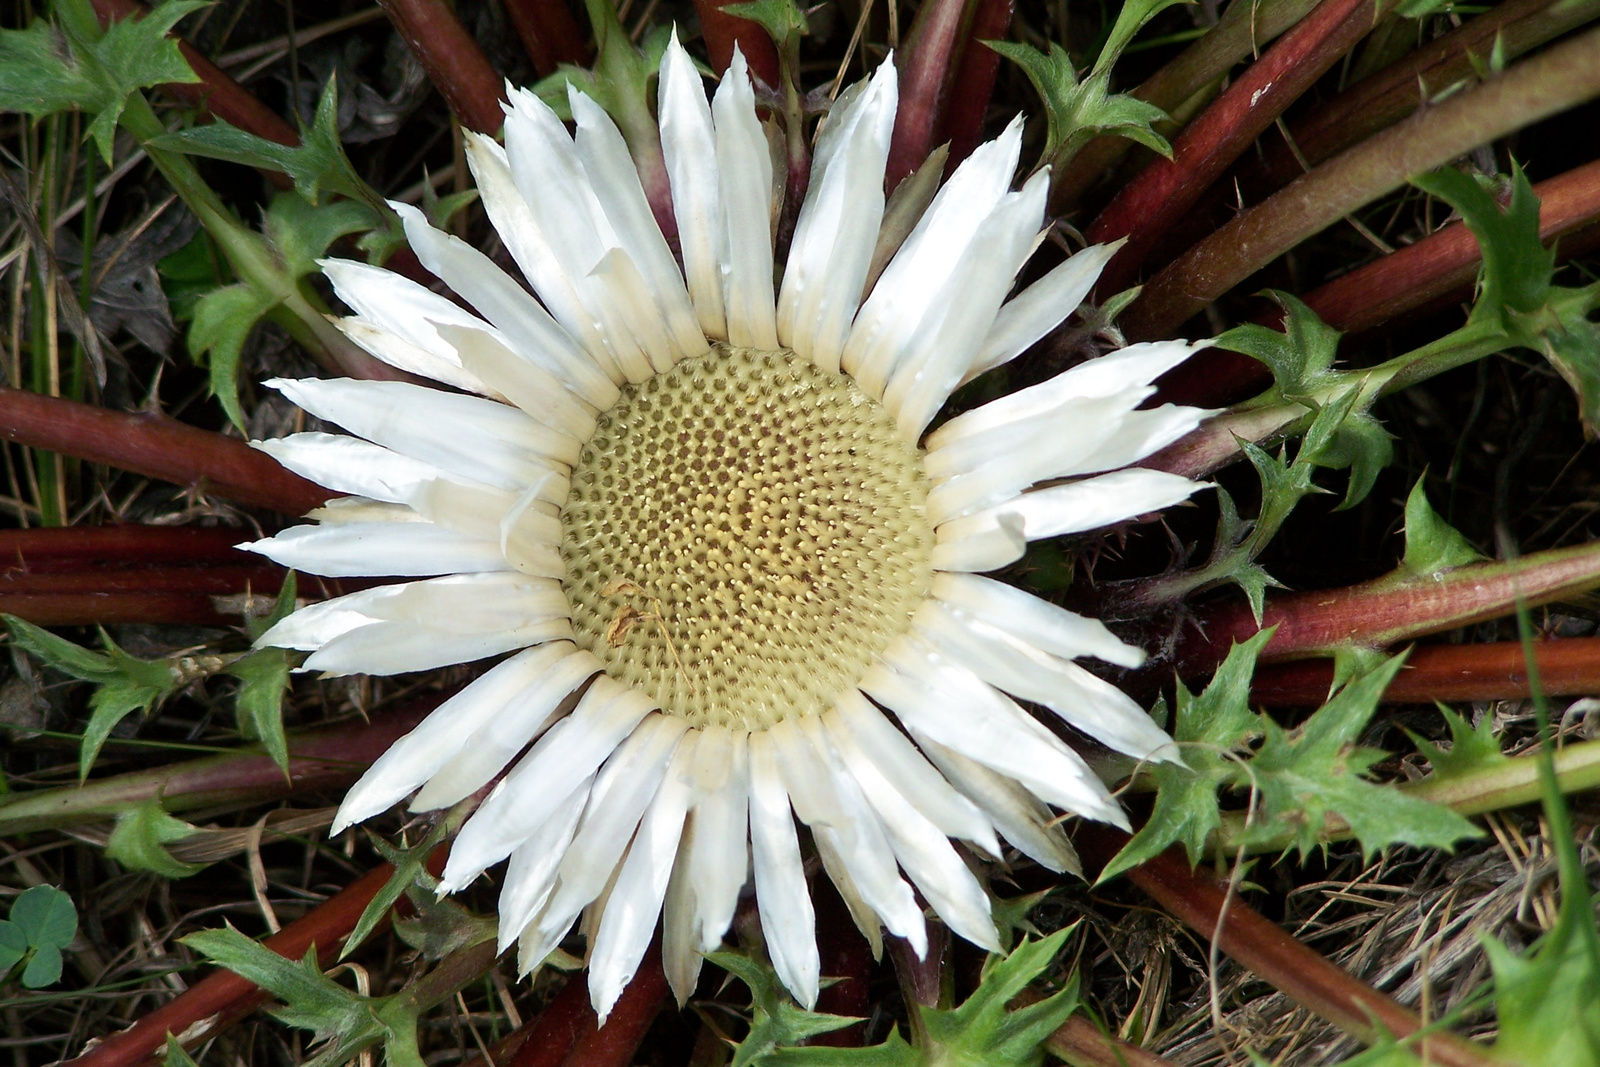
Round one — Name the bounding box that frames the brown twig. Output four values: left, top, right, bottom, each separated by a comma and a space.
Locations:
1074, 828, 1496, 1067
1175, 541, 1600, 672
1119, 24, 1600, 340
1046, 1015, 1176, 1067
0, 696, 443, 835
1251, 636, 1600, 705
886, 0, 970, 189
0, 388, 330, 514
692, 0, 781, 86
379, 0, 509, 135
66, 846, 449, 1067
507, 942, 668, 1067
503, 0, 591, 78
1085, 0, 1397, 294
933, 0, 1012, 170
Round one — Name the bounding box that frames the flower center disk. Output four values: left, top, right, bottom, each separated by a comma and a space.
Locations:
561, 345, 934, 732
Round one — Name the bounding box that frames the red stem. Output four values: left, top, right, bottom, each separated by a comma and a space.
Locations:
0, 525, 250, 567
1073, 828, 1494, 1067
1086, 0, 1394, 295
1175, 542, 1600, 673
1151, 157, 1600, 409
1252, 636, 1600, 704
690, 0, 781, 86
932, 0, 1013, 169
810, 881, 871, 1046
379, 0, 509, 135
503, 0, 590, 78
1047, 1016, 1176, 1067
0, 388, 331, 514
0, 696, 442, 834
886, 0, 971, 189
67, 846, 449, 1067
508, 943, 668, 1067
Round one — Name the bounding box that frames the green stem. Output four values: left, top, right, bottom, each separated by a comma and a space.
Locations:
1211, 736, 1600, 854
1121, 24, 1600, 341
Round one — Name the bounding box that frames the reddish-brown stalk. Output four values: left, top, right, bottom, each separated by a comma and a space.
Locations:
886, 0, 970, 188
1074, 829, 1496, 1067
1175, 541, 1600, 672
0, 388, 330, 514
1046, 1016, 1178, 1067
68, 847, 448, 1067
1251, 636, 1600, 704
1086, 0, 1397, 294
0, 566, 286, 625
1120, 25, 1600, 340
379, 0, 509, 135
0, 697, 442, 835
933, 0, 1013, 169
1153, 156, 1600, 409
810, 881, 872, 1046
503, 0, 591, 77
692, 0, 781, 86
507, 944, 669, 1067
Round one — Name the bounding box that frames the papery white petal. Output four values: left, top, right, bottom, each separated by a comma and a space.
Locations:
713, 49, 778, 350
330, 641, 586, 833
303, 617, 571, 676
590, 735, 696, 1020
267, 377, 576, 489
818, 714, 999, 950
1067, 403, 1209, 476
843, 117, 1022, 393
389, 204, 621, 409
321, 259, 493, 389
961, 242, 1120, 385
748, 732, 819, 1008
410, 646, 604, 811
930, 508, 1025, 572
440, 678, 658, 891
882, 171, 1049, 440
498, 778, 592, 952
1002, 468, 1206, 540
241, 522, 509, 577
913, 600, 1176, 764
916, 736, 1082, 874
569, 89, 707, 361
777, 59, 896, 372
827, 692, 997, 852
775, 719, 927, 957
931, 572, 1144, 667
658, 31, 727, 339
251, 433, 441, 506
334, 317, 492, 395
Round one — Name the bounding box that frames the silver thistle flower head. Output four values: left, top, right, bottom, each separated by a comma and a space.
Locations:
243, 35, 1210, 1020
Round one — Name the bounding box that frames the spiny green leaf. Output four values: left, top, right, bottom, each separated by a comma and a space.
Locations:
264, 194, 381, 282
229, 648, 293, 774
4, 614, 116, 680
721, 0, 809, 50
344, 824, 449, 960
1214, 291, 1342, 400
187, 283, 275, 430
986, 42, 1171, 167
0, 1, 205, 162
1481, 895, 1600, 1066
921, 929, 1080, 1066
1240, 653, 1482, 859
710, 951, 863, 1067
106, 798, 200, 878
1092, 0, 1194, 74
1400, 478, 1484, 579
1100, 631, 1274, 882
153, 76, 370, 207
392, 887, 497, 962
1407, 705, 1509, 781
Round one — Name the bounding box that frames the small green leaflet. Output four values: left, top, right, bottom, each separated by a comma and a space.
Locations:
0, 0, 204, 162
183, 926, 427, 1067
106, 798, 201, 878
1397, 478, 1483, 580
723, 929, 1083, 1067
0, 885, 78, 989
1102, 636, 1480, 879
227, 573, 299, 774
3, 615, 193, 778
1406, 705, 1508, 781
721, 0, 809, 50
343, 819, 450, 961
163, 1035, 201, 1067
1099, 631, 1273, 883
1412, 164, 1600, 436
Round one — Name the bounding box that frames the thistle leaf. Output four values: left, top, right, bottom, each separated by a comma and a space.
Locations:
107, 798, 201, 878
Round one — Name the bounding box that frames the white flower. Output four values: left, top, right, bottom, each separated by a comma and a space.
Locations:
242, 36, 1210, 1021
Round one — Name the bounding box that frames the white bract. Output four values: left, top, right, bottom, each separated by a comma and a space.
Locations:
243, 36, 1211, 1021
